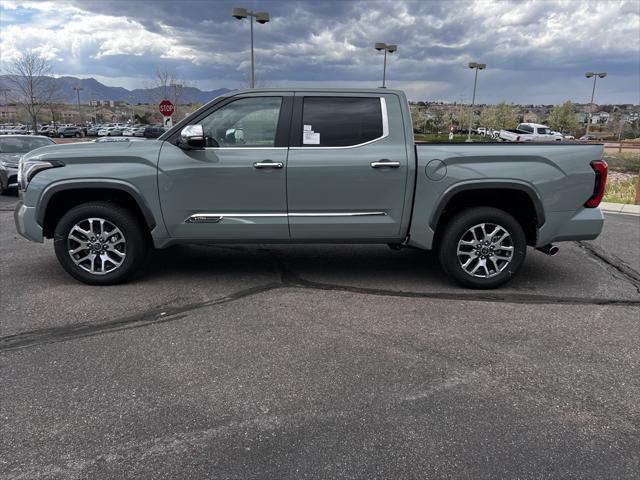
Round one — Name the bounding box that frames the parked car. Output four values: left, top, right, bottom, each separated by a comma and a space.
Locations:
86, 125, 101, 136
579, 134, 598, 141
143, 125, 166, 138
14, 88, 607, 288
121, 127, 136, 136
0, 135, 55, 194
58, 126, 84, 138
133, 125, 148, 137
98, 127, 122, 136
7, 125, 32, 135
499, 123, 563, 142
38, 125, 55, 136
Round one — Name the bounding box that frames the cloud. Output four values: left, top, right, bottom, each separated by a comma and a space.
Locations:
0, 0, 638, 103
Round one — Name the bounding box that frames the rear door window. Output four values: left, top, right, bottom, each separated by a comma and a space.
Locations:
301, 97, 385, 147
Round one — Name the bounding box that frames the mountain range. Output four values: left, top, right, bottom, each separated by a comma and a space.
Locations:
0, 76, 232, 105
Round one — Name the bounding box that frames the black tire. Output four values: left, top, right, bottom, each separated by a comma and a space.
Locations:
54, 201, 147, 285
59, 133, 64, 138
437, 207, 526, 289
75, 132, 81, 138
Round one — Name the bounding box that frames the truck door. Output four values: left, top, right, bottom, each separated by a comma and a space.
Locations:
286, 93, 409, 241
157, 94, 292, 241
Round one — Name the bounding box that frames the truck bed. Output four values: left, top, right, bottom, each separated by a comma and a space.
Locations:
407, 142, 604, 249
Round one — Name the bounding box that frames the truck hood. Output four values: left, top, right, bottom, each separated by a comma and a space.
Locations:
21, 140, 165, 165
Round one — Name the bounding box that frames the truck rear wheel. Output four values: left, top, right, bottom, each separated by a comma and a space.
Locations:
53, 202, 147, 285
437, 207, 526, 289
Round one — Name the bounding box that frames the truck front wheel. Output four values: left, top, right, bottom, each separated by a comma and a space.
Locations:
53, 201, 147, 285
437, 207, 526, 289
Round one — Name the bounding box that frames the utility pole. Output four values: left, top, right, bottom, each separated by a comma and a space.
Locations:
170, 83, 182, 119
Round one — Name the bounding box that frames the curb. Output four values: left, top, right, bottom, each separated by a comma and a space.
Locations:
601, 202, 640, 216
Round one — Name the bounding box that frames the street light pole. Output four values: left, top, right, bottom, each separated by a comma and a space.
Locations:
232, 7, 270, 88
374, 43, 398, 88
584, 72, 607, 138
73, 86, 84, 125
466, 62, 486, 142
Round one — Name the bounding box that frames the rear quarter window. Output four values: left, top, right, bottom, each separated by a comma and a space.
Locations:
301, 97, 384, 147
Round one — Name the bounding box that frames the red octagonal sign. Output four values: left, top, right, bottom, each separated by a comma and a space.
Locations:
159, 99, 174, 117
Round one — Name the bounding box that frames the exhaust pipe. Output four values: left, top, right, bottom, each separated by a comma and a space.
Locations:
537, 244, 559, 256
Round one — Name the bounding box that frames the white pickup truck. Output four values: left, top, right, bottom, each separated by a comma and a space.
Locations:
499, 123, 563, 142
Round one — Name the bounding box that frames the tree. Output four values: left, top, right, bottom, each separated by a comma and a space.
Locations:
547, 101, 578, 133
1, 52, 63, 132
146, 69, 189, 119
453, 105, 472, 130
479, 102, 519, 130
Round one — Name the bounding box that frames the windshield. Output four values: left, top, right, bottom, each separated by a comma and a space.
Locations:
0, 137, 54, 153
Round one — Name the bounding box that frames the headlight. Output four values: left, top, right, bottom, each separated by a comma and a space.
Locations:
18, 157, 64, 191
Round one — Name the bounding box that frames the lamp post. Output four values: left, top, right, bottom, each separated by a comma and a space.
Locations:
584, 72, 607, 138
90, 92, 98, 123
232, 7, 270, 88
374, 42, 397, 88
73, 86, 84, 125
466, 62, 486, 142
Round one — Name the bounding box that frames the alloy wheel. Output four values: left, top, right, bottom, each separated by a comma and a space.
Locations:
67, 217, 127, 275
456, 223, 514, 278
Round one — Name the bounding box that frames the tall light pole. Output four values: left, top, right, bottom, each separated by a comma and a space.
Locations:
466, 62, 486, 142
73, 86, 84, 125
584, 72, 607, 138
232, 7, 270, 88
374, 42, 397, 88
90, 92, 98, 123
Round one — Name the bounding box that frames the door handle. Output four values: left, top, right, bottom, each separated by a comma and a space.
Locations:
253, 161, 284, 169
370, 160, 401, 168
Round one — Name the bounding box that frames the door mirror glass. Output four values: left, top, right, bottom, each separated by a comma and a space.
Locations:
180, 124, 206, 149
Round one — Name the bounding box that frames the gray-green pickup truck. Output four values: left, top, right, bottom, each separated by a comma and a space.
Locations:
14, 88, 607, 288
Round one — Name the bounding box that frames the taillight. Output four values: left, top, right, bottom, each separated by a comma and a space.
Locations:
584, 159, 608, 208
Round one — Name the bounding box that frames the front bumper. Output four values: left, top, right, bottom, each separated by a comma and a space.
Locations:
0, 166, 18, 189
536, 207, 604, 247
14, 200, 44, 243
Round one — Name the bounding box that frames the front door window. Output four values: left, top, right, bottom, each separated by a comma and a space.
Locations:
199, 97, 282, 147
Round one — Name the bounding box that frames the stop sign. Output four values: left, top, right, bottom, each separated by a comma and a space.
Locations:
159, 99, 174, 117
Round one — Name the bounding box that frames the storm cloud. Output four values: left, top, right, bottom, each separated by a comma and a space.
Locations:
1, 0, 638, 103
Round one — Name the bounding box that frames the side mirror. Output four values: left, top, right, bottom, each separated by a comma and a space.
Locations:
180, 124, 205, 149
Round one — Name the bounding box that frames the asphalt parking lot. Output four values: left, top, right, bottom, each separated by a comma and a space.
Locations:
1, 191, 639, 479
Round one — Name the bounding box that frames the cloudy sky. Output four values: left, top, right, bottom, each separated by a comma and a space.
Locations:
1, 0, 639, 104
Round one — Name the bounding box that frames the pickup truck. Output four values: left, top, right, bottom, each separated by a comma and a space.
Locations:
14, 88, 607, 289
499, 123, 564, 142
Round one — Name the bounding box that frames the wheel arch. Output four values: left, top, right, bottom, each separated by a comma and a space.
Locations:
37, 180, 156, 239
430, 181, 545, 247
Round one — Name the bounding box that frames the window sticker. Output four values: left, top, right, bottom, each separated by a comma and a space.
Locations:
303, 131, 320, 144
303, 124, 312, 131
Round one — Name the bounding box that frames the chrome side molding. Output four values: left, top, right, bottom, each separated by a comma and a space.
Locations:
185, 211, 387, 223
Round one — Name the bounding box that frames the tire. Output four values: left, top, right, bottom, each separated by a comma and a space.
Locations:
53, 201, 147, 285
437, 207, 527, 289
75, 132, 81, 138
59, 133, 64, 138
